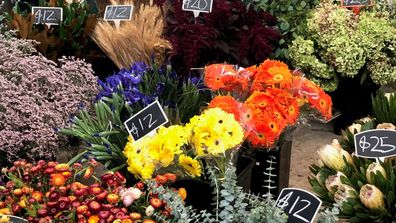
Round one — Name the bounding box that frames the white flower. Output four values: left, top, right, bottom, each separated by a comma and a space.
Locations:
384, 92, 394, 101
359, 116, 373, 123
366, 163, 387, 184
331, 139, 343, 150
122, 194, 134, 207
325, 171, 346, 192
360, 184, 385, 210
317, 144, 352, 171
130, 188, 142, 200
376, 123, 396, 130
348, 123, 362, 134
145, 205, 155, 216
334, 184, 357, 205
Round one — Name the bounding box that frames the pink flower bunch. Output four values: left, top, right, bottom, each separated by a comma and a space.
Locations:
0, 33, 98, 163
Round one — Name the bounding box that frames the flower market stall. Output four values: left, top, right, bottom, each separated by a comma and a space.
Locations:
0, 0, 396, 222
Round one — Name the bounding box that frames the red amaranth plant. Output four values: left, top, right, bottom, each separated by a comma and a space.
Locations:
0, 32, 97, 164
161, 0, 280, 75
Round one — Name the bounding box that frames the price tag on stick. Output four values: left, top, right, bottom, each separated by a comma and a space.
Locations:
182, 0, 213, 18
32, 7, 63, 28
104, 5, 134, 29
276, 188, 322, 223
354, 129, 396, 161
124, 101, 168, 141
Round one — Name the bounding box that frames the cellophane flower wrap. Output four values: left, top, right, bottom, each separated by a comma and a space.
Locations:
203, 59, 333, 148
123, 107, 244, 180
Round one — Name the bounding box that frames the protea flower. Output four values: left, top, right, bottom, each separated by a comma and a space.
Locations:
317, 144, 352, 171
366, 163, 387, 184
359, 184, 385, 210
348, 123, 362, 134
376, 123, 396, 130
325, 171, 346, 192
334, 184, 358, 205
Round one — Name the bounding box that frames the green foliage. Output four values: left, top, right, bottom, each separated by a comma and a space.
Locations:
59, 94, 129, 172
242, 0, 320, 60
289, 2, 396, 91
317, 206, 340, 223
150, 164, 288, 223
372, 91, 396, 124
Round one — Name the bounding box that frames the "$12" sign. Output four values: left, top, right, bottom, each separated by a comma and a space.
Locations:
32, 7, 63, 25
124, 101, 168, 141
276, 188, 322, 223
354, 129, 396, 159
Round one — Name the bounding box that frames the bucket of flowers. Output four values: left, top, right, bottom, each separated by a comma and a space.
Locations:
202, 59, 333, 196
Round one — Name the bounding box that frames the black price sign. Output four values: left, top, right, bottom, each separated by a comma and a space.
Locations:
104, 5, 133, 21
182, 0, 213, 13
341, 0, 371, 7
276, 188, 322, 223
32, 7, 62, 25
124, 101, 168, 141
354, 129, 396, 159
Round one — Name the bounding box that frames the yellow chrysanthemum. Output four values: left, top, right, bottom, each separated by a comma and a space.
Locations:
179, 155, 202, 177
126, 156, 155, 180
220, 122, 244, 149
124, 136, 156, 179
190, 108, 244, 155
159, 125, 189, 154
157, 146, 175, 167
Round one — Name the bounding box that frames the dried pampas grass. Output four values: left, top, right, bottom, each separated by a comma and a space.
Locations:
92, 0, 172, 69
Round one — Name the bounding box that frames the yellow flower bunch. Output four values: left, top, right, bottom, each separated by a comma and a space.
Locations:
123, 108, 244, 180
188, 108, 244, 156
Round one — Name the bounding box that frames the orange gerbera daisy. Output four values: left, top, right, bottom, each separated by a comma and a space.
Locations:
266, 66, 292, 89
308, 91, 333, 120
220, 74, 242, 92
204, 64, 236, 90
245, 91, 273, 108
209, 96, 242, 121
287, 99, 300, 124
247, 122, 273, 147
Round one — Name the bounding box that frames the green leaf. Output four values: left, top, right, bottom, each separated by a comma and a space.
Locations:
280, 21, 290, 31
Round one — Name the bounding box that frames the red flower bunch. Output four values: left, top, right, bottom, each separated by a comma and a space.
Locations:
0, 160, 185, 223
206, 59, 333, 148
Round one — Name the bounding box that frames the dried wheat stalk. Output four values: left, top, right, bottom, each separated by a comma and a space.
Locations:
92, 0, 172, 69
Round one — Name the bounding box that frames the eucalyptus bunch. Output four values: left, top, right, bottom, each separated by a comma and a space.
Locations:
148, 164, 288, 223
289, 2, 396, 91
60, 61, 208, 173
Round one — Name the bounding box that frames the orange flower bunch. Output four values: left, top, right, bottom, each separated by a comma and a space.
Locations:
204, 59, 333, 148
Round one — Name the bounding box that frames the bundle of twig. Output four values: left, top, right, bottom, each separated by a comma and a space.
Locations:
92, 0, 171, 69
